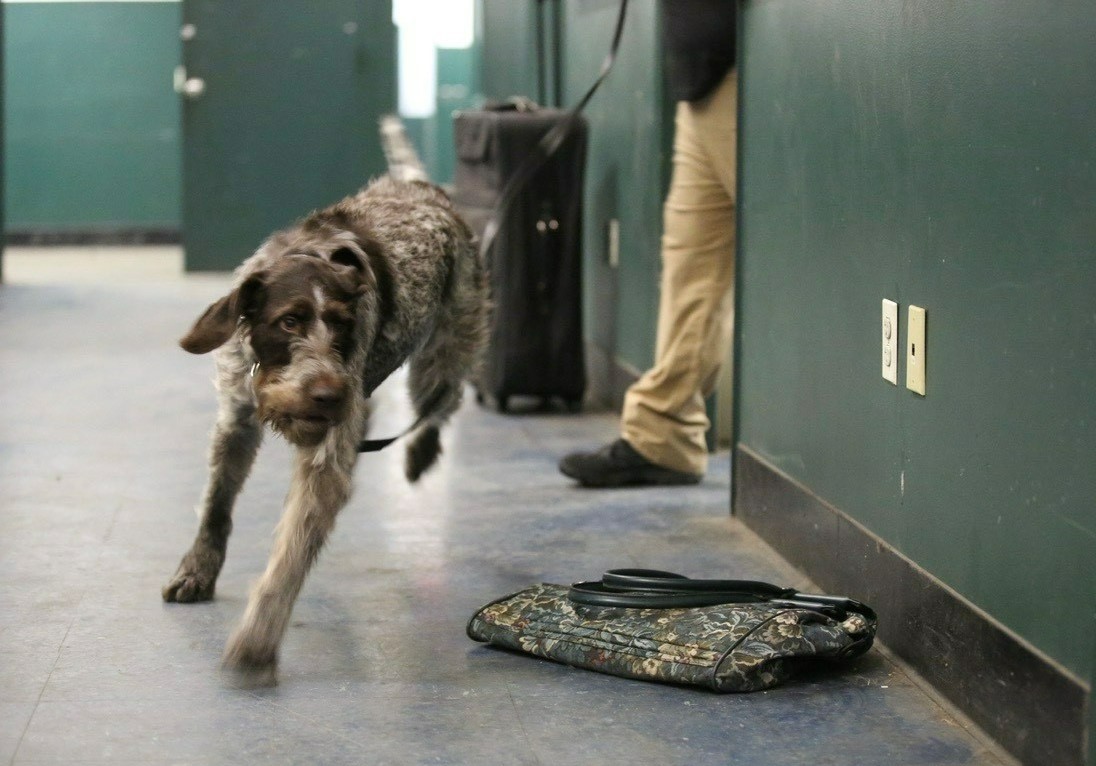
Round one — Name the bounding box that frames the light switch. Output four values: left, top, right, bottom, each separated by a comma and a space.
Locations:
906, 305, 926, 395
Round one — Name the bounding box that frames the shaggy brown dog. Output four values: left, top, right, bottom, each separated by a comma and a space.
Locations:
162, 177, 487, 685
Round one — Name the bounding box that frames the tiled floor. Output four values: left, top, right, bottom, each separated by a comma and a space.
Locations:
0, 248, 1012, 765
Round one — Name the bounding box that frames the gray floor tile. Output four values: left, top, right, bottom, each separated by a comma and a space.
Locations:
0, 703, 35, 764
0, 649, 60, 704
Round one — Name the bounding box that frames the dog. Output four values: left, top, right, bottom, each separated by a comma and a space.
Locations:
162, 174, 488, 685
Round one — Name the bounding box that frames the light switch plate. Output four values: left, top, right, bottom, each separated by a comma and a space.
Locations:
906, 305, 926, 395
882, 299, 898, 384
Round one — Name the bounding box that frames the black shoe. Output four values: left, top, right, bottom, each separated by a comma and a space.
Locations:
559, 439, 702, 488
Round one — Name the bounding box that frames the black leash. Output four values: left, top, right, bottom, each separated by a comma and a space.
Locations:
568, 569, 877, 621
358, 430, 407, 454
357, 383, 450, 453
361, 1, 629, 454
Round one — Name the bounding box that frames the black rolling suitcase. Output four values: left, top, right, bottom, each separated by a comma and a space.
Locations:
452, 105, 588, 412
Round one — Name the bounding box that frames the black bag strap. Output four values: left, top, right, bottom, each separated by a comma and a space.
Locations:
478, 0, 629, 262
568, 569, 877, 621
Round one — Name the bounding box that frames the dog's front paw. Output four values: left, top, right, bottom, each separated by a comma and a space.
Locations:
222, 636, 278, 689
162, 547, 222, 602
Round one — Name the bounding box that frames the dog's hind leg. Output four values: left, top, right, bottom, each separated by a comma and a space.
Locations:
403, 359, 459, 483
163, 391, 262, 603
403, 241, 488, 483
221, 440, 357, 685
403, 280, 487, 482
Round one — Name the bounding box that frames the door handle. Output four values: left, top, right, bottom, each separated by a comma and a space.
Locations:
173, 65, 206, 100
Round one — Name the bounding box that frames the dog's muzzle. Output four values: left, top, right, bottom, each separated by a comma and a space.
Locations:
251, 363, 351, 447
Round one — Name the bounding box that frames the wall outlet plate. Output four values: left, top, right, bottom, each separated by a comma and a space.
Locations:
882, 299, 898, 384
906, 305, 926, 395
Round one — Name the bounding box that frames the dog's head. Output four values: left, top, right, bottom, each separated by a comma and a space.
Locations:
181, 246, 371, 447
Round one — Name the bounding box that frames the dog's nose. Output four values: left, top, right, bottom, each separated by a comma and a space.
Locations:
308, 379, 346, 409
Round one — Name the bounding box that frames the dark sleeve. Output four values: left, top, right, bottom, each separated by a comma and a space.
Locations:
661, 0, 737, 103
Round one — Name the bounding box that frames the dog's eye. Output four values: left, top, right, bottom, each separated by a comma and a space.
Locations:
280, 315, 302, 332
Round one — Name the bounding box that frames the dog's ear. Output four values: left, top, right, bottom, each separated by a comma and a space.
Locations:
180, 274, 265, 354
329, 243, 382, 299
329, 246, 366, 273
330, 237, 391, 299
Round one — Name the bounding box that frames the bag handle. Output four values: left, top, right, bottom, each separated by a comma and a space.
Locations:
569, 569, 877, 621
601, 568, 792, 597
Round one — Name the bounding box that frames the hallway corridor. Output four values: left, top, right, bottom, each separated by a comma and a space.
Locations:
0, 250, 1012, 765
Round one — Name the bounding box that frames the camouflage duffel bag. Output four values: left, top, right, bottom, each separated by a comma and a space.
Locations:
467, 569, 877, 692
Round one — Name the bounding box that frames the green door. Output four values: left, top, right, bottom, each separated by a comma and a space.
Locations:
180, 1, 395, 271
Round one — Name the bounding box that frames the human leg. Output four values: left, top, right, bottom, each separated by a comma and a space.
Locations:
560, 70, 737, 487
622, 69, 737, 476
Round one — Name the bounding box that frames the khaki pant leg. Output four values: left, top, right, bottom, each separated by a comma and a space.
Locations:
621, 69, 737, 475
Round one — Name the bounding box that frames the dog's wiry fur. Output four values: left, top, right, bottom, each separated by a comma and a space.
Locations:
162, 177, 487, 685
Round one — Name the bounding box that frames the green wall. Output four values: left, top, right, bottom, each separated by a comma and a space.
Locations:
478, 0, 538, 105
405, 46, 478, 186
736, 0, 1096, 688
477, 0, 673, 379
1, 1, 6, 273
3, 1, 182, 232
179, 0, 395, 271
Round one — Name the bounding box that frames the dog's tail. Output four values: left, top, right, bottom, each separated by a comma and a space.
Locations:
378, 114, 429, 183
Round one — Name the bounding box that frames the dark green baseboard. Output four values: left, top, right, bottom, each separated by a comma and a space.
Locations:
6, 228, 180, 246
734, 444, 1089, 766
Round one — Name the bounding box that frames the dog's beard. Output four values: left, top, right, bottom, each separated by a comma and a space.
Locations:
266, 413, 331, 448
256, 381, 345, 448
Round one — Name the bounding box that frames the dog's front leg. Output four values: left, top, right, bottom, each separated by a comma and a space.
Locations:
221, 443, 356, 685
163, 396, 262, 603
